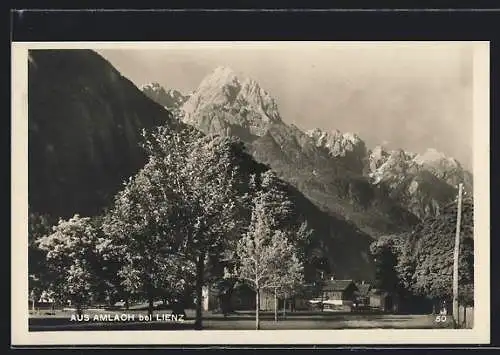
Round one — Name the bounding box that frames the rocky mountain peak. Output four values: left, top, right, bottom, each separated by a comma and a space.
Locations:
180, 66, 282, 137
368, 146, 465, 180
140, 82, 189, 112
414, 148, 461, 169
306, 128, 366, 159
140, 82, 163, 91
196, 66, 240, 95
368, 148, 418, 184
412, 148, 470, 189
370, 145, 389, 159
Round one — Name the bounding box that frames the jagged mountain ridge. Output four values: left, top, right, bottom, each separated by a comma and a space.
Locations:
148, 66, 472, 229
141, 83, 189, 118
29, 49, 376, 281
365, 145, 472, 218
307, 130, 473, 219
161, 67, 421, 237
306, 128, 368, 175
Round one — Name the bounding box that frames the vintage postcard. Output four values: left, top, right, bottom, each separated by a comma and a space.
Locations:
11, 41, 490, 346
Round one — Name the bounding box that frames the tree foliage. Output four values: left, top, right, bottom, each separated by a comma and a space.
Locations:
28, 212, 54, 303
140, 127, 250, 257
370, 196, 474, 308
37, 215, 102, 312
144, 127, 253, 327
100, 162, 195, 315
409, 197, 474, 305
100, 126, 253, 326
369, 234, 403, 294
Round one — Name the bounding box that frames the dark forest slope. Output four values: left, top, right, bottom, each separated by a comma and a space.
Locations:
29, 49, 178, 218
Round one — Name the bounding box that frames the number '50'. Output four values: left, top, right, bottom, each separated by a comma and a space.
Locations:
435, 315, 447, 322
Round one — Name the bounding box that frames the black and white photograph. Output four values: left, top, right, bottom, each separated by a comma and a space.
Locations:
11, 41, 489, 345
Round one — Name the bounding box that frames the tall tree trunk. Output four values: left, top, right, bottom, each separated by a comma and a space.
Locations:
125, 298, 129, 310
148, 297, 154, 319
221, 292, 230, 317
255, 288, 260, 330
146, 262, 154, 319
226, 287, 234, 314
283, 297, 286, 318
194, 253, 205, 330
274, 289, 277, 322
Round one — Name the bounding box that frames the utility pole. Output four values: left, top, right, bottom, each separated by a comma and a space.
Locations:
452, 183, 463, 328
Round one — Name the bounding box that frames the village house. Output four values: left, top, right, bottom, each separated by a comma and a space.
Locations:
368, 288, 399, 313
202, 283, 274, 312
321, 279, 358, 312
202, 283, 311, 313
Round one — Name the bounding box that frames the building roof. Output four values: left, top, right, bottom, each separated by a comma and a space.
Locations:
322, 279, 357, 292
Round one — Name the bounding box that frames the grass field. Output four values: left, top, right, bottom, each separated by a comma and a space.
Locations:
28, 308, 457, 331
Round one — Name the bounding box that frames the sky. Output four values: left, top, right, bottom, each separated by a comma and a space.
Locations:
97, 42, 475, 170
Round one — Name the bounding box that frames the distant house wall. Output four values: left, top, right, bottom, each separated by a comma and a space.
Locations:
324, 291, 343, 300
259, 290, 275, 311
202, 285, 219, 312
370, 295, 383, 308
323, 284, 357, 301
356, 296, 370, 306
369, 292, 400, 312
320, 280, 359, 312
257, 290, 307, 311
231, 287, 310, 312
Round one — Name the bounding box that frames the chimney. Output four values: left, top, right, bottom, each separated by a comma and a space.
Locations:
362, 280, 365, 285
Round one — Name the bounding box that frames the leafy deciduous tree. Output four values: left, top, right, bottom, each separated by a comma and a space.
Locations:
409, 198, 474, 308
37, 215, 102, 314
226, 173, 306, 329
101, 163, 194, 318
138, 127, 250, 328
372, 197, 474, 313
370, 235, 402, 295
